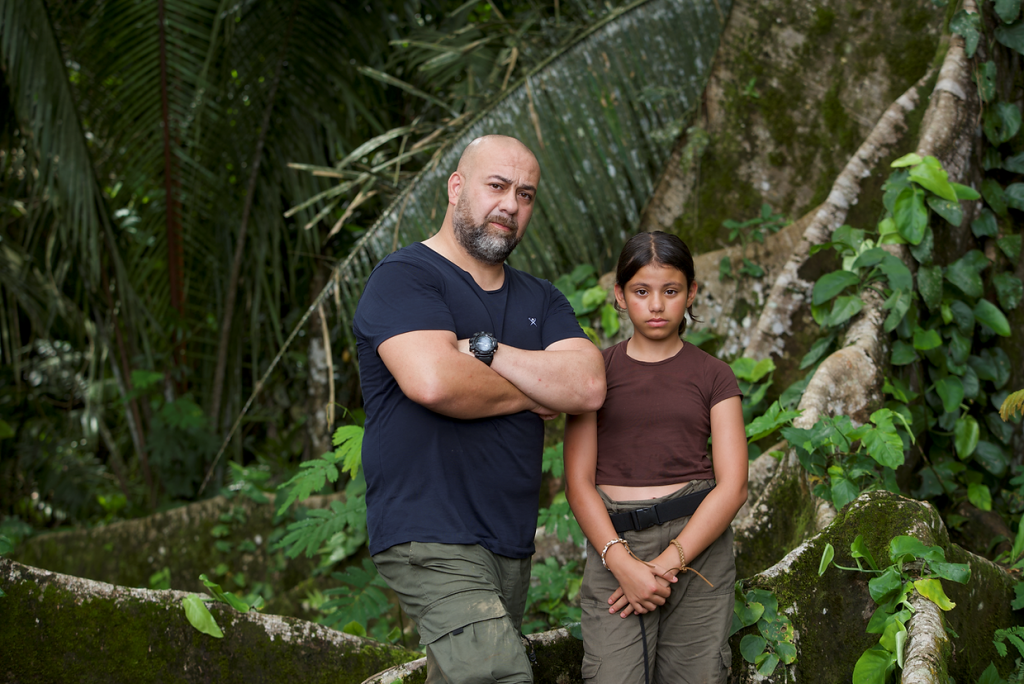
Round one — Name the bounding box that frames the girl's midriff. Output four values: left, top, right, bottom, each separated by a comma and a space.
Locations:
599, 481, 690, 502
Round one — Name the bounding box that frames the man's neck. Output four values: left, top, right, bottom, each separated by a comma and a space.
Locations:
423, 227, 506, 291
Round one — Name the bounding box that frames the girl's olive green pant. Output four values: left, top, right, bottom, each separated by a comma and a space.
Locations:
580, 480, 736, 684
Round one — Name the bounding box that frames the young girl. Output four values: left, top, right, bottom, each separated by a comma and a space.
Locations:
565, 231, 748, 684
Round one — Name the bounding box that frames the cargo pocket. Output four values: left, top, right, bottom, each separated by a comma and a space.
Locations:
416, 589, 507, 645
719, 642, 733, 682
581, 652, 602, 681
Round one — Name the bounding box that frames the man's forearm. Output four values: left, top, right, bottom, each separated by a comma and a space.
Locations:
488, 343, 605, 414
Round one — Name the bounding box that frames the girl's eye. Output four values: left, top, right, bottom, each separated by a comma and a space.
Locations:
635, 288, 647, 296
665, 289, 677, 295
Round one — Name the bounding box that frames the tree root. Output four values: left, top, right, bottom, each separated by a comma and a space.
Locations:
742, 68, 936, 362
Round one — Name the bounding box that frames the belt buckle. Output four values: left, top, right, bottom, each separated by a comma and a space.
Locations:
630, 506, 660, 531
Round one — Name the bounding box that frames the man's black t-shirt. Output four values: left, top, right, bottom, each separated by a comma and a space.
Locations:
353, 243, 587, 558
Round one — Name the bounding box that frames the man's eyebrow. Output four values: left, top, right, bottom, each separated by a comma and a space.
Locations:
487, 175, 536, 193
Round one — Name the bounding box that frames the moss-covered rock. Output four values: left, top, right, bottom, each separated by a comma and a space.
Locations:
12, 492, 344, 609
0, 557, 420, 684
729, 490, 1022, 683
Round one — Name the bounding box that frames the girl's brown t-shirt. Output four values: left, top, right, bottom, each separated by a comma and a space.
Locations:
595, 339, 742, 486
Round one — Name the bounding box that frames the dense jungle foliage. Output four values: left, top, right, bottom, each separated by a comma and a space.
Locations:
2, 0, 1024, 680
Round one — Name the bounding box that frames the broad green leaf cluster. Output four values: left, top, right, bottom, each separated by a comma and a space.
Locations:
819, 535, 970, 684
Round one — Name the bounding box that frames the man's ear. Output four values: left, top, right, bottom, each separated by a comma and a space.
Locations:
447, 171, 463, 206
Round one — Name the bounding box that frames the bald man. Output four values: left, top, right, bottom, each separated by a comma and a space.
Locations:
353, 135, 606, 682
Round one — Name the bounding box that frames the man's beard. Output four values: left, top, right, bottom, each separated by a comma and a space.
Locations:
453, 197, 521, 265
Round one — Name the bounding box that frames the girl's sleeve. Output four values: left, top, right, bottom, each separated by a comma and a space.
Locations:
708, 356, 743, 408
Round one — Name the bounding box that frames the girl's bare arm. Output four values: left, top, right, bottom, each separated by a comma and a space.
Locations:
609, 395, 748, 615
564, 411, 676, 616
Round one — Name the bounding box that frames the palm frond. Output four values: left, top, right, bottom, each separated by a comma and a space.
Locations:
329, 0, 733, 350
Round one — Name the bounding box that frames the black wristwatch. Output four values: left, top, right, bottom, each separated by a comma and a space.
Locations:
469, 332, 498, 366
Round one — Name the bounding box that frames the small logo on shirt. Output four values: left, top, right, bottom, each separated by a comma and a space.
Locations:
528, 317, 537, 326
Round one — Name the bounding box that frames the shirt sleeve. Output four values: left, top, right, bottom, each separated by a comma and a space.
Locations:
353, 259, 456, 354
540, 282, 589, 349
707, 356, 743, 408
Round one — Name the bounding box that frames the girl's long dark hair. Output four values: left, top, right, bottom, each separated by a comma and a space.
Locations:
615, 231, 700, 335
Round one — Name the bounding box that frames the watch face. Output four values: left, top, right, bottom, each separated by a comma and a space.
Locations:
476, 336, 495, 352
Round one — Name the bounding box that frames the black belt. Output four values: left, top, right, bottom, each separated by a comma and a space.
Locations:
609, 485, 714, 534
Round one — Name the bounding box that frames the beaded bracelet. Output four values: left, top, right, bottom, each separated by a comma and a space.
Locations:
600, 538, 628, 568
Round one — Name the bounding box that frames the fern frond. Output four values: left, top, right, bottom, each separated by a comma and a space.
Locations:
320, 558, 391, 629
275, 454, 342, 516
273, 496, 366, 559
1000, 389, 1024, 422
332, 425, 365, 478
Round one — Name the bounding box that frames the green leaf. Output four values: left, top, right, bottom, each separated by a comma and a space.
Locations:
971, 208, 999, 237
996, 21, 1024, 58
982, 177, 1008, 216
740, 634, 767, 663
1005, 151, 1024, 173
891, 341, 918, 365
890, 536, 944, 564
975, 440, 1009, 477
800, 334, 836, 370
968, 482, 993, 511
945, 257, 985, 299
882, 289, 912, 333
851, 534, 880, 571
978, 662, 1007, 684
182, 595, 224, 638
891, 153, 923, 168
927, 561, 971, 584
986, 102, 1023, 145
994, 273, 1023, 311
950, 10, 982, 57
894, 186, 929, 244
952, 182, 981, 200
829, 466, 859, 511
974, 299, 1011, 336
0, 420, 13, 440
853, 647, 895, 684
998, 234, 1022, 263
863, 426, 905, 470
1006, 183, 1024, 211
819, 543, 835, 576
131, 370, 165, 390
909, 226, 934, 264
775, 641, 797, 664
949, 299, 976, 336
954, 416, 979, 459
851, 248, 887, 270
813, 270, 861, 305
996, 0, 1022, 23
978, 60, 999, 102
909, 156, 958, 201
600, 303, 620, 337
756, 653, 780, 677
935, 376, 965, 414
828, 295, 864, 327
869, 567, 904, 604
746, 401, 802, 442
735, 600, 765, 630
913, 327, 942, 351
917, 265, 944, 311
342, 620, 367, 637
730, 357, 776, 383
926, 195, 962, 226
879, 255, 913, 292
914, 578, 955, 610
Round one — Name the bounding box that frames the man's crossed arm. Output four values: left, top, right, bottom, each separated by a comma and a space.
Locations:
378, 330, 605, 420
